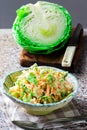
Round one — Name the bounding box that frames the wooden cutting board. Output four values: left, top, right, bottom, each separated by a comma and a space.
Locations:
20, 28, 83, 72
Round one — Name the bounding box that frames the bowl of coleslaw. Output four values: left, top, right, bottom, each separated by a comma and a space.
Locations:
3, 64, 78, 115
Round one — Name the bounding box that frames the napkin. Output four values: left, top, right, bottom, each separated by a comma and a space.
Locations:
1, 89, 87, 130
3, 95, 83, 130
0, 79, 84, 130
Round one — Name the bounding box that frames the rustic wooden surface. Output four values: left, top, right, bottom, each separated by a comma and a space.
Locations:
20, 29, 83, 72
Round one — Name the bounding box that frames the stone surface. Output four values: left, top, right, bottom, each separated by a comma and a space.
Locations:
0, 29, 87, 129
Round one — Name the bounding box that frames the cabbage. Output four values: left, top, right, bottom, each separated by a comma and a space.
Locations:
12, 1, 72, 54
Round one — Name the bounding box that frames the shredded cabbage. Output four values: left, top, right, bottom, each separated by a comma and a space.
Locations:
9, 64, 73, 104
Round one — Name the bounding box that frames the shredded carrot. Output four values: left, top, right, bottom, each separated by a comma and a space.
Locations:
8, 64, 73, 104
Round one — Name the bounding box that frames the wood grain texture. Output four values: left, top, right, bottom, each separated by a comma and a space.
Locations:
20, 28, 83, 72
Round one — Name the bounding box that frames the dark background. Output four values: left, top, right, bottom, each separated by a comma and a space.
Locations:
0, 0, 87, 28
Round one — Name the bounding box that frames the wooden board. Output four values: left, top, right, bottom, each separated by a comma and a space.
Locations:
20, 29, 83, 72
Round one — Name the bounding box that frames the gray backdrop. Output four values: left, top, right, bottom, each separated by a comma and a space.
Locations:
0, 0, 87, 28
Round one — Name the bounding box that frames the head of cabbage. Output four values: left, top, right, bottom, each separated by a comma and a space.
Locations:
12, 1, 72, 54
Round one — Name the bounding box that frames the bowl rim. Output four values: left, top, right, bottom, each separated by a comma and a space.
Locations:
2, 66, 78, 107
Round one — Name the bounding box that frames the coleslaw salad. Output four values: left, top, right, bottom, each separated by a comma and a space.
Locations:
8, 64, 73, 104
